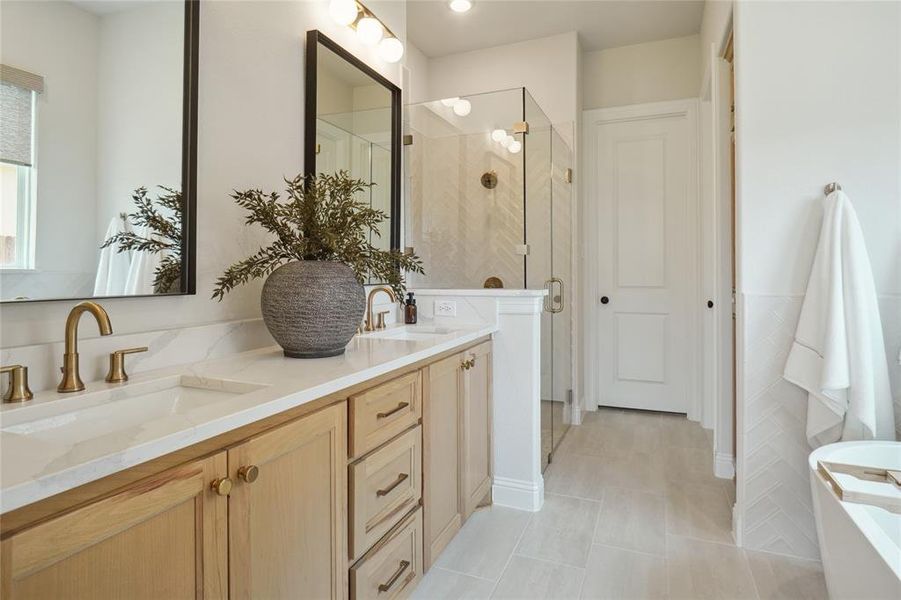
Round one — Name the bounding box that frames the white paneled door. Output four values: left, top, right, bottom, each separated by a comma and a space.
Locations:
585, 101, 698, 414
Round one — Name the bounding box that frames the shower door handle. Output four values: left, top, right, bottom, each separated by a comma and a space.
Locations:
544, 278, 564, 313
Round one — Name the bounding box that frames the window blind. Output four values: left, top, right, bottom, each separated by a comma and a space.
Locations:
1, 64, 44, 167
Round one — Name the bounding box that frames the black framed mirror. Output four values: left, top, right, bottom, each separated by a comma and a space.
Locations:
0, 0, 199, 303
304, 30, 401, 262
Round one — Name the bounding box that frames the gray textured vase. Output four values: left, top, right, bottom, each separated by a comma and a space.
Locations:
261, 261, 365, 358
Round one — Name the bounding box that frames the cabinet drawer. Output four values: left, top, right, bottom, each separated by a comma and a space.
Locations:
350, 508, 423, 600
349, 371, 421, 459
350, 426, 422, 560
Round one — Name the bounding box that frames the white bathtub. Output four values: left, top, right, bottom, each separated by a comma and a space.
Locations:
809, 441, 901, 599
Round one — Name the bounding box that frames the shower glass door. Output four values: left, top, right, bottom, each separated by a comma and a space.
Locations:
551, 126, 574, 454
523, 91, 556, 470
403, 87, 573, 471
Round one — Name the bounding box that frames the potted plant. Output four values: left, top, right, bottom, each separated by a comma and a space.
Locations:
213, 172, 423, 358
101, 186, 183, 294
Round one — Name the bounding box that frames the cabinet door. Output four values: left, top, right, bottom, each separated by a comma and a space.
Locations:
461, 341, 492, 520
0, 454, 228, 600
422, 353, 464, 569
228, 401, 347, 600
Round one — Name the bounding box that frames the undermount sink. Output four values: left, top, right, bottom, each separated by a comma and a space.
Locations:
0, 375, 264, 447
364, 325, 459, 342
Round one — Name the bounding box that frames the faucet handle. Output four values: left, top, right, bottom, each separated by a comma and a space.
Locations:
376, 310, 390, 330
105, 347, 148, 384
1, 364, 34, 403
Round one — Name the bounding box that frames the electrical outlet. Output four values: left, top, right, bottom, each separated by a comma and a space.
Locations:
435, 300, 457, 317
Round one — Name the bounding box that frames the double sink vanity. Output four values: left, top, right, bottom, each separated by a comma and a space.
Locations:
0, 302, 496, 599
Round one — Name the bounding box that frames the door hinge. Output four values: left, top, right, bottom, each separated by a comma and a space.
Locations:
514, 244, 530, 256
512, 121, 529, 135
564, 168, 573, 184
403, 134, 413, 146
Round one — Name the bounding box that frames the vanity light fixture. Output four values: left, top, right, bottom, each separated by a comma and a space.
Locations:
508, 140, 522, 154
449, 0, 473, 13
378, 37, 404, 63
491, 129, 507, 142
329, 0, 358, 25
356, 16, 383, 46
329, 0, 404, 62
452, 98, 472, 116
499, 135, 512, 148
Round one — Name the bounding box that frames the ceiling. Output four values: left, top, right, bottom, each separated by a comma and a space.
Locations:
407, 0, 705, 58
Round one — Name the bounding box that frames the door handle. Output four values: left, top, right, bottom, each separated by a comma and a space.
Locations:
600, 296, 610, 305
544, 278, 564, 313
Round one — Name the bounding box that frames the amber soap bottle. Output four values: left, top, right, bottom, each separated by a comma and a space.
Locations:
404, 292, 418, 324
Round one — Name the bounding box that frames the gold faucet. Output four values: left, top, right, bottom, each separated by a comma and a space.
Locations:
58, 301, 113, 393
364, 286, 397, 332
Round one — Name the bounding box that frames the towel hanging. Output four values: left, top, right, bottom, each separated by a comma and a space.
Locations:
783, 188, 896, 447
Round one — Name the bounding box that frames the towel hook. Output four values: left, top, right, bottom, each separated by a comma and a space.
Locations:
824, 182, 842, 195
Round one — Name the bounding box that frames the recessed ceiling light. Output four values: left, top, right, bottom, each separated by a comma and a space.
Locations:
449, 0, 472, 14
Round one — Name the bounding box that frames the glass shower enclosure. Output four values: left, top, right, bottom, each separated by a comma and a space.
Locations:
404, 88, 573, 469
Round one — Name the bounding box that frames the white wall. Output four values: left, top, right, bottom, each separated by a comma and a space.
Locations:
0, 1, 99, 298
734, 0, 901, 560
426, 32, 580, 128
582, 34, 701, 110
0, 0, 406, 349
699, 0, 733, 73
403, 41, 429, 105
96, 2, 184, 241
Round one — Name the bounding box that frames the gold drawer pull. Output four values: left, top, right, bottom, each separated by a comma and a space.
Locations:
378, 559, 410, 593
376, 473, 409, 497
376, 402, 409, 419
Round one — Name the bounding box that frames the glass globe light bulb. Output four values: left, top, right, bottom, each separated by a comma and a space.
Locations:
452, 98, 472, 116
356, 16, 383, 46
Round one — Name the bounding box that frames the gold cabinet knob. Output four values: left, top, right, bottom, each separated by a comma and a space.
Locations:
237, 465, 259, 483
210, 477, 233, 496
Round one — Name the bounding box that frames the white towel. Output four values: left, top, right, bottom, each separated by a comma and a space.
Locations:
784, 190, 896, 448
93, 217, 132, 296
123, 227, 164, 295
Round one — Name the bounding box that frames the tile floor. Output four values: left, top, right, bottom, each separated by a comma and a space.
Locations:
412, 408, 829, 600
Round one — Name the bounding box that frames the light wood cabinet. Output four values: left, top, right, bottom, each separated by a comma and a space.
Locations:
349, 508, 423, 600
461, 341, 492, 520
349, 426, 422, 561
349, 371, 421, 460
0, 453, 228, 600
1, 336, 493, 600
228, 401, 347, 600
422, 351, 464, 569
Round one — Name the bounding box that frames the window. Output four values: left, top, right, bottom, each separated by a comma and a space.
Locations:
0, 64, 42, 270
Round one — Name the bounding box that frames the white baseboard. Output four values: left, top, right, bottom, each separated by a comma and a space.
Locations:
492, 476, 544, 512
714, 452, 735, 479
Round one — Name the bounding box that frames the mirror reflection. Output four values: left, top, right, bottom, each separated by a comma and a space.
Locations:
315, 42, 392, 254
0, 0, 190, 302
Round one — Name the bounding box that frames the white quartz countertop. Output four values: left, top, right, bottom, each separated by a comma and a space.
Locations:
0, 323, 496, 513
